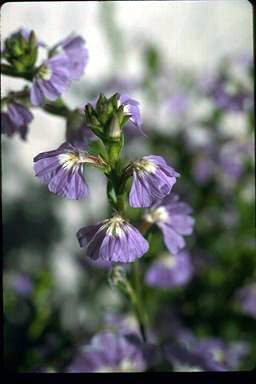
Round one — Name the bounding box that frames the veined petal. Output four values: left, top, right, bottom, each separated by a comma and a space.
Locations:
129, 172, 153, 208
158, 222, 185, 254
30, 81, 45, 106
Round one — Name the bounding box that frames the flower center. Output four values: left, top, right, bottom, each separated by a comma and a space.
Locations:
211, 348, 226, 364
58, 151, 100, 170
160, 254, 177, 269
38, 64, 52, 81
134, 159, 157, 174
145, 206, 169, 223
105, 215, 125, 237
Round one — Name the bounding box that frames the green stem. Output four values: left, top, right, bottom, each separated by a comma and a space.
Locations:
123, 276, 147, 343
131, 262, 147, 342
43, 102, 70, 117
1, 63, 33, 81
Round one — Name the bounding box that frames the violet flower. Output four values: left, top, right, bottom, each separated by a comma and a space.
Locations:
192, 156, 215, 185
1, 102, 33, 140
145, 250, 193, 288
128, 155, 180, 208
236, 283, 256, 319
119, 94, 142, 128
163, 320, 249, 371
30, 54, 71, 106
11, 273, 33, 297
33, 142, 105, 199
192, 339, 250, 371
144, 193, 195, 254
77, 214, 149, 262
52, 33, 88, 80
66, 330, 146, 372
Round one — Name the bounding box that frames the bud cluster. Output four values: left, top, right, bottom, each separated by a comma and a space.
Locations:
3, 29, 38, 73
84, 93, 132, 142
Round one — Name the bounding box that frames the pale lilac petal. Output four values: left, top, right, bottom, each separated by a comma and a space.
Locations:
158, 223, 185, 254
8, 103, 33, 127
169, 215, 195, 235
129, 172, 153, 208
55, 167, 88, 199
145, 250, 193, 288
1, 113, 15, 136
30, 81, 45, 106
33, 157, 60, 183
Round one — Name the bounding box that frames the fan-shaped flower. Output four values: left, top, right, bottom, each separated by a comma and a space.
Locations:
66, 330, 146, 372
145, 250, 193, 288
30, 54, 71, 106
52, 33, 88, 80
144, 193, 194, 254
128, 155, 180, 208
77, 214, 149, 262
33, 142, 105, 199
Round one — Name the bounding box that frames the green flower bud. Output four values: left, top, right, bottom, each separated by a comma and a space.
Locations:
3, 30, 38, 72
107, 114, 122, 140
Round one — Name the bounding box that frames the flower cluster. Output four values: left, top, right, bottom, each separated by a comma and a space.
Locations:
30, 32, 88, 106
1, 29, 89, 140
32, 91, 194, 265
66, 330, 146, 372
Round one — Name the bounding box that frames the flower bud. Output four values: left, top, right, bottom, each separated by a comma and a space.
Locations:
3, 29, 38, 72
107, 114, 122, 140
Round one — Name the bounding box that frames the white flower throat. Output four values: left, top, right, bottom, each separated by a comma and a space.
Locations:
58, 152, 102, 170
145, 206, 169, 223
134, 159, 157, 174
105, 215, 126, 237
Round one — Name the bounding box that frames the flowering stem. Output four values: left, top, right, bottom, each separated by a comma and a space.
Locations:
131, 262, 147, 342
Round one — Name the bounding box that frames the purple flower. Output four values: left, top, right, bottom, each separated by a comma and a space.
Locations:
66, 330, 146, 372
52, 33, 88, 80
11, 273, 33, 297
145, 250, 193, 288
144, 193, 195, 254
30, 54, 71, 106
218, 142, 246, 183
77, 214, 149, 262
33, 142, 104, 199
167, 92, 189, 116
236, 283, 256, 319
192, 156, 215, 185
1, 102, 33, 140
119, 94, 142, 128
192, 339, 250, 371
163, 319, 250, 371
128, 155, 180, 208
206, 77, 252, 112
